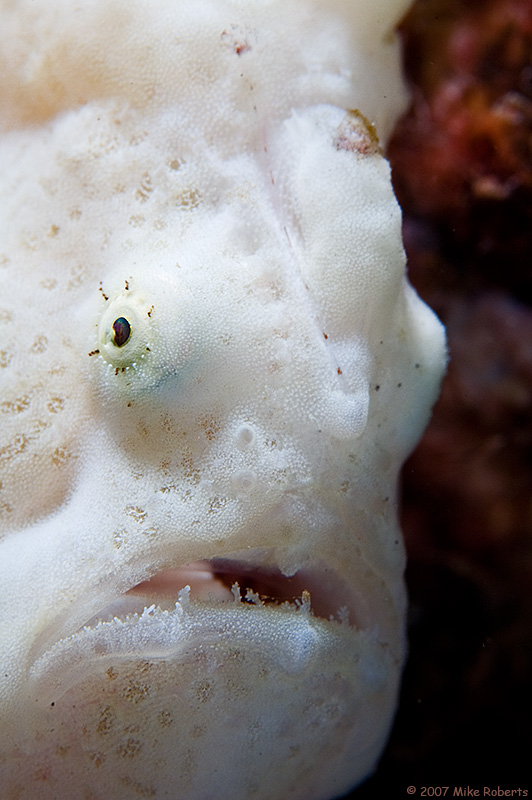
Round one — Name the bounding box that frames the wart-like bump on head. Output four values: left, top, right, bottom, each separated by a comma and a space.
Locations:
0, 1, 445, 798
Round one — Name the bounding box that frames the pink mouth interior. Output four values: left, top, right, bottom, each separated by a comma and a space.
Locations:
126, 558, 364, 627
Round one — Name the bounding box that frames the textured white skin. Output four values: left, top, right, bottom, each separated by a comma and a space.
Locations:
0, 1, 446, 799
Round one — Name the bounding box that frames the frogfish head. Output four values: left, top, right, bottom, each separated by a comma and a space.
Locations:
0, 1, 445, 798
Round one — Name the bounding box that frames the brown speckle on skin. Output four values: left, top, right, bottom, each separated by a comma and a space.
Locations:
31, 336, 48, 354
135, 173, 153, 203
176, 188, 200, 208
89, 751, 105, 768
51, 447, 71, 467
0, 396, 30, 415
0, 434, 28, 463
221, 27, 253, 56
46, 396, 65, 413
125, 505, 147, 524
112, 528, 126, 549
116, 738, 143, 759
193, 680, 213, 704
158, 709, 174, 728
122, 682, 150, 704
96, 706, 115, 736
199, 416, 220, 441
208, 495, 227, 513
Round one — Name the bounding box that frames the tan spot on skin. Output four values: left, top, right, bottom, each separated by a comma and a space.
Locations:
51, 447, 71, 467
89, 752, 105, 768
116, 738, 143, 759
176, 188, 200, 208
31, 336, 48, 354
125, 505, 147, 523
181, 448, 200, 483
193, 680, 213, 704
199, 415, 220, 441
96, 705, 115, 736
0, 351, 11, 368
158, 709, 174, 728
0, 396, 30, 414
135, 172, 153, 202
106, 667, 118, 681
122, 682, 150, 704
46, 396, 65, 413
28, 419, 49, 440
113, 528, 126, 549
40, 277, 57, 290
208, 495, 227, 513
0, 434, 28, 462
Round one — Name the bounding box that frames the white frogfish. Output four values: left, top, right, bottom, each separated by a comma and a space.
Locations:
0, 1, 446, 798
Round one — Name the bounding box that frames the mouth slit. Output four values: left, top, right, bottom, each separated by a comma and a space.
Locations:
29, 556, 368, 699
121, 558, 359, 627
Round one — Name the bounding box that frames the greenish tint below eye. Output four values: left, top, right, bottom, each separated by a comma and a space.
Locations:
112, 317, 131, 347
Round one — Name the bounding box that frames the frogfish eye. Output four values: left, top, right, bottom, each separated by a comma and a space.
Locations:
112, 317, 131, 347
96, 283, 152, 371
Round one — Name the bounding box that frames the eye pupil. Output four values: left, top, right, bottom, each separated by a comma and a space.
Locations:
112, 317, 131, 347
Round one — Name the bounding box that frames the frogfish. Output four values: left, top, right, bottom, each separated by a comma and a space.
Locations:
0, 0, 446, 798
